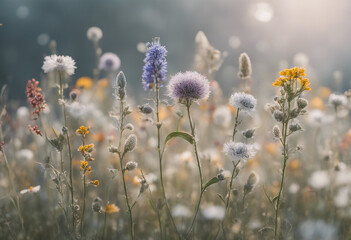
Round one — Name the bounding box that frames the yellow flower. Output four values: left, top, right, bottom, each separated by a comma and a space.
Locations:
91, 180, 100, 186
273, 67, 311, 91
76, 77, 93, 89
80, 160, 88, 170
105, 204, 120, 214
76, 126, 90, 136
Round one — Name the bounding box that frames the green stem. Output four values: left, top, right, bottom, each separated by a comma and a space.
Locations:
58, 72, 75, 228
155, 82, 181, 239
185, 100, 204, 238
232, 109, 241, 141
274, 99, 291, 239
102, 211, 107, 240
81, 175, 86, 237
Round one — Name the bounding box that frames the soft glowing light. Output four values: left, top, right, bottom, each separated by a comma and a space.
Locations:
228, 35, 240, 49
252, 2, 273, 23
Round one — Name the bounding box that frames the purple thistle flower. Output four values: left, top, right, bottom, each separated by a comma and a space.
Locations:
167, 71, 210, 102
142, 37, 167, 90
99, 52, 121, 72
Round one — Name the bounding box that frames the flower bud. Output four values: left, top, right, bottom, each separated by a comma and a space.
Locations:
125, 161, 138, 171
244, 172, 259, 195
124, 123, 134, 131
289, 108, 300, 119
273, 110, 284, 122
124, 134, 137, 153
273, 125, 280, 138
242, 129, 255, 139
92, 197, 102, 213
297, 98, 308, 109
116, 71, 126, 89
238, 52, 252, 79
108, 146, 119, 153
138, 104, 153, 114
289, 123, 302, 132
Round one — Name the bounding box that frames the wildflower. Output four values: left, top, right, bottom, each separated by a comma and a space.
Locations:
124, 123, 134, 131
272, 67, 311, 91
92, 197, 102, 212
28, 125, 42, 136
25, 79, 46, 117
91, 180, 100, 186
80, 160, 88, 171
244, 172, 259, 195
142, 37, 167, 90
273, 110, 284, 122
138, 104, 153, 114
289, 122, 302, 132
125, 161, 138, 171
242, 128, 255, 139
108, 146, 119, 153
105, 204, 120, 214
238, 52, 252, 79
76, 77, 93, 89
0, 142, 4, 152
87, 26, 103, 42
223, 142, 256, 164
229, 92, 257, 113
124, 134, 137, 153
167, 71, 210, 103
78, 144, 94, 153
70, 91, 78, 101
99, 52, 121, 72
76, 126, 90, 136
201, 205, 225, 220
328, 93, 347, 108
42, 55, 76, 76
20, 185, 41, 194
139, 179, 149, 194
213, 106, 231, 127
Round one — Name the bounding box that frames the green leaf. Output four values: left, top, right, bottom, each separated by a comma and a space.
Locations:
203, 177, 219, 190
164, 131, 194, 145
217, 193, 226, 205
263, 185, 274, 207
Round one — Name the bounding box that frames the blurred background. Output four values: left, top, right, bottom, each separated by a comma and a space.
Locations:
1, 0, 351, 101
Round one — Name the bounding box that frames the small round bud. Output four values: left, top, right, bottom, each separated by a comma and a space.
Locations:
92, 197, 102, 213
244, 172, 259, 195
242, 129, 255, 139
273, 125, 280, 138
125, 161, 138, 171
62, 126, 68, 134
273, 110, 284, 122
289, 123, 302, 132
297, 98, 308, 109
138, 104, 153, 114
217, 173, 225, 181
124, 123, 134, 131
116, 71, 126, 89
108, 146, 119, 153
289, 108, 300, 119
70, 91, 78, 101
124, 134, 137, 153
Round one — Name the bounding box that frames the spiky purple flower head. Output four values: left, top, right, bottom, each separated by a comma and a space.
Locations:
229, 92, 257, 113
167, 71, 210, 103
142, 37, 167, 90
99, 52, 121, 72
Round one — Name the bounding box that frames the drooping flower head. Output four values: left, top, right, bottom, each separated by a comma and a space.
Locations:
99, 52, 121, 72
25, 79, 46, 118
167, 71, 210, 103
142, 37, 167, 90
87, 26, 103, 42
272, 67, 311, 91
223, 141, 256, 164
42, 55, 76, 76
229, 92, 257, 113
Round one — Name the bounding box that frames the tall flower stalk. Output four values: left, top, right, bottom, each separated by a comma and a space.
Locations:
142, 37, 180, 238
269, 67, 311, 238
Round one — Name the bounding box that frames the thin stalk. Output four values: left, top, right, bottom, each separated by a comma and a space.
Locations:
232, 109, 241, 141
185, 100, 204, 238
155, 81, 181, 239
274, 98, 291, 239
102, 211, 107, 240
81, 175, 86, 237
58, 72, 74, 227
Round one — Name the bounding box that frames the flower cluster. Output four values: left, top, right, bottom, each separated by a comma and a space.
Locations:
272, 67, 311, 91
25, 79, 46, 118
76, 125, 90, 136
27, 125, 42, 136
142, 37, 167, 89
77, 126, 96, 173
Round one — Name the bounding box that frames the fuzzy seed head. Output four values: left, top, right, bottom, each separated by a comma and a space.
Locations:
125, 161, 138, 171
238, 52, 252, 79
124, 134, 137, 153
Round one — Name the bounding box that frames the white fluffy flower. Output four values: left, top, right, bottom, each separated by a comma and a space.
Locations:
213, 106, 231, 127
328, 93, 347, 107
201, 205, 225, 220
99, 52, 121, 72
223, 142, 256, 164
172, 205, 191, 218
87, 26, 103, 42
308, 170, 330, 189
42, 55, 76, 75
229, 92, 257, 113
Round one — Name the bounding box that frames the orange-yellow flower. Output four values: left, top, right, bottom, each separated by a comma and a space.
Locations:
105, 204, 120, 213
91, 180, 100, 186
76, 126, 90, 136
76, 77, 93, 89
